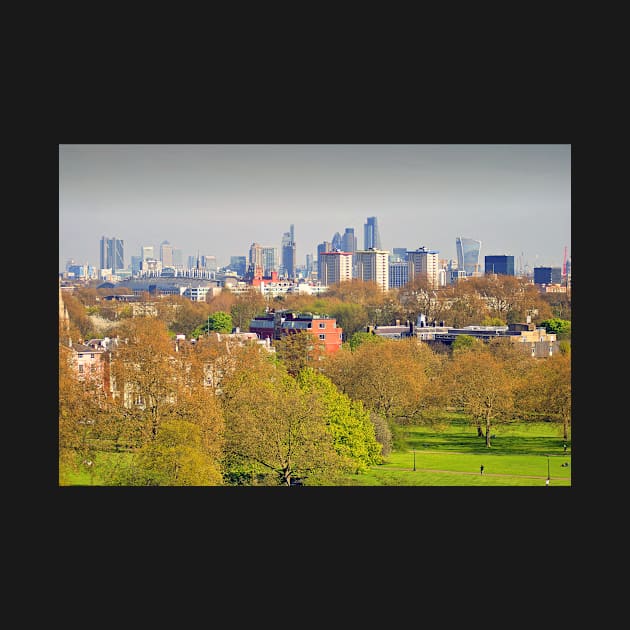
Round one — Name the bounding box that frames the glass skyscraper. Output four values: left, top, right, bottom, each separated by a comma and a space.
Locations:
364, 216, 382, 250
100, 236, 124, 271
455, 237, 482, 275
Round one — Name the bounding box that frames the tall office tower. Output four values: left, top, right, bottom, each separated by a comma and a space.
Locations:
408, 246, 440, 289
249, 242, 264, 273
364, 216, 382, 250
172, 248, 184, 268
261, 246, 279, 275
202, 255, 217, 271
230, 256, 247, 276
100, 236, 124, 271
388, 261, 409, 289
305, 253, 314, 275
319, 251, 353, 286
317, 241, 332, 281
341, 228, 357, 253
455, 237, 482, 275
354, 249, 389, 292
141, 245, 155, 261
160, 240, 174, 267
484, 255, 515, 276
281, 224, 296, 279
331, 232, 343, 251
131, 255, 143, 275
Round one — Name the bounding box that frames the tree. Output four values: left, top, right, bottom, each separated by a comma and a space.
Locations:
451, 334, 482, 354
219, 354, 345, 485
446, 345, 517, 447
517, 353, 571, 440
322, 338, 446, 425
296, 368, 383, 472
539, 317, 571, 339
274, 330, 324, 376
110, 317, 184, 442
230, 288, 266, 331
206, 311, 234, 334
102, 420, 223, 486
347, 331, 384, 351
327, 301, 369, 339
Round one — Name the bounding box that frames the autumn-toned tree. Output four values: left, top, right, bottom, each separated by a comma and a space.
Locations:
397, 277, 447, 326
230, 288, 267, 331
517, 353, 571, 440
274, 330, 324, 376
441, 283, 488, 328
206, 288, 237, 313
296, 368, 383, 472
61, 291, 97, 340
327, 301, 369, 339
325, 279, 385, 306
322, 338, 446, 425
109, 317, 183, 442
102, 420, 223, 486
446, 344, 518, 447
541, 291, 571, 320
58, 344, 112, 484
219, 353, 345, 485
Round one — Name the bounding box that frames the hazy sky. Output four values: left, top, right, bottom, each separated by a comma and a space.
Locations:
59, 144, 571, 273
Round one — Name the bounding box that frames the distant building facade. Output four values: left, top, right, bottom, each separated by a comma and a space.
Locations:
485, 255, 515, 276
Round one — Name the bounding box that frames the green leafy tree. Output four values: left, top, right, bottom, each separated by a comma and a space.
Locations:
348, 331, 384, 351
219, 354, 345, 485
296, 368, 383, 472
539, 318, 571, 339
451, 334, 481, 354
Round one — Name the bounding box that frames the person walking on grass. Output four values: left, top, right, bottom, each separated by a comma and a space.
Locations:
480, 464, 484, 475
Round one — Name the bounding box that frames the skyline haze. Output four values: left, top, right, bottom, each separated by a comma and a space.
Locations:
59, 144, 571, 274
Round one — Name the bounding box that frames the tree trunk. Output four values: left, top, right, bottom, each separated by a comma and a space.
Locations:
485, 415, 492, 448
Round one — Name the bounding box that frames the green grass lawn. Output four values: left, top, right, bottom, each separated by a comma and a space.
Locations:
343, 420, 571, 487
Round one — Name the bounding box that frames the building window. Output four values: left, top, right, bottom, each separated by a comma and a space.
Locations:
319, 322, 326, 329
90, 353, 95, 359
319, 334, 326, 340
78, 365, 84, 373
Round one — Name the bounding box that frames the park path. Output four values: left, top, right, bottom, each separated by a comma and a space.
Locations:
382, 466, 571, 480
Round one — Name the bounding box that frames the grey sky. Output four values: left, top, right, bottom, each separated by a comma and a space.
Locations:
59, 144, 571, 273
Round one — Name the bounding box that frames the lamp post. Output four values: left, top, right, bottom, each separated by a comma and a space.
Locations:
546, 456, 550, 486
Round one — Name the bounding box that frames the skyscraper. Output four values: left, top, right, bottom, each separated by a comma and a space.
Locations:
331, 232, 343, 251
281, 224, 296, 279
160, 240, 174, 267
455, 237, 482, 275
364, 216, 382, 250
100, 236, 124, 271
341, 228, 357, 253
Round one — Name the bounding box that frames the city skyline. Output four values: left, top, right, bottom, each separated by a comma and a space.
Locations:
59, 144, 571, 273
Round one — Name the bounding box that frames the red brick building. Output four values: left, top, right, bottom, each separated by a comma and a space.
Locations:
249, 310, 343, 353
